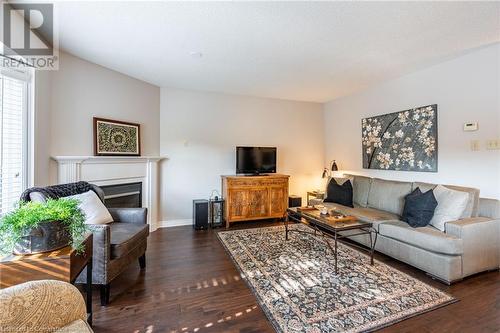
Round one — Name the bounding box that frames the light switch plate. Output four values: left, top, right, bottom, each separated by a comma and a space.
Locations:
463, 122, 478, 131
486, 139, 500, 150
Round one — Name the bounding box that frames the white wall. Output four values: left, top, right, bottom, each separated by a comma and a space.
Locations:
34, 71, 52, 186
324, 43, 500, 199
160, 88, 324, 223
34, 43, 499, 225
34, 52, 161, 185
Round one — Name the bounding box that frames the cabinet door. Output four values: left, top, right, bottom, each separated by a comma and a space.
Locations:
246, 188, 270, 218
269, 186, 287, 216
227, 189, 249, 221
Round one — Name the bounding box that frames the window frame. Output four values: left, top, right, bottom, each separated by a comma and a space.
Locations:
0, 63, 35, 212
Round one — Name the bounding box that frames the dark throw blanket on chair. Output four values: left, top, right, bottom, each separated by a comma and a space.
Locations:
20, 181, 94, 202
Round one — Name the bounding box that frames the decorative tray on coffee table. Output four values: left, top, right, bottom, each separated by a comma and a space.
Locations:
297, 206, 317, 212
302, 208, 357, 223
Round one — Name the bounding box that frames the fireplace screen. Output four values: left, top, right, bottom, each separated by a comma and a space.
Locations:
100, 182, 142, 208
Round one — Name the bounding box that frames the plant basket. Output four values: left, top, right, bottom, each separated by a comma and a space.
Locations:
13, 220, 72, 255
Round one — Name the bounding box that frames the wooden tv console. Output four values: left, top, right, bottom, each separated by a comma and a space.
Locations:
221, 174, 289, 228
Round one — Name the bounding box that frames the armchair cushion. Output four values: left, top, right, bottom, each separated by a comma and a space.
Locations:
110, 222, 149, 259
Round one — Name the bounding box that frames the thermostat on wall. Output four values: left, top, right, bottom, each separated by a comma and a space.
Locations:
463, 122, 478, 131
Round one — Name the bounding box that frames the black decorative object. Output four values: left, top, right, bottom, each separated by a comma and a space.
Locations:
362, 104, 437, 172
288, 195, 302, 208
13, 220, 71, 255
209, 197, 225, 228
402, 187, 438, 228
21, 181, 94, 202
324, 178, 354, 208
193, 199, 209, 230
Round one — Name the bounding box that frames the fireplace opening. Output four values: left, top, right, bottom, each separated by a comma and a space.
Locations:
100, 182, 142, 208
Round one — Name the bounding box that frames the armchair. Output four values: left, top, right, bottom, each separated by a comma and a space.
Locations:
0, 280, 93, 333
21, 181, 149, 305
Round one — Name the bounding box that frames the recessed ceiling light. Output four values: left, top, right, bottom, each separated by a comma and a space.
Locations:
190, 51, 203, 58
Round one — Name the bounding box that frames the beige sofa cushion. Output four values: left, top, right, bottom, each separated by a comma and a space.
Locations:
379, 221, 463, 255
413, 182, 480, 218
321, 202, 399, 231
344, 174, 372, 207
367, 178, 412, 216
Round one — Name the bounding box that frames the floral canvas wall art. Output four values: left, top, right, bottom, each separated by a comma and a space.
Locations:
362, 105, 437, 172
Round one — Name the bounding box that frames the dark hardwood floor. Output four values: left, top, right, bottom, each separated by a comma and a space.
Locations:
89, 221, 500, 333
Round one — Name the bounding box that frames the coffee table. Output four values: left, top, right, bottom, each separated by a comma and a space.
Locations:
285, 207, 378, 273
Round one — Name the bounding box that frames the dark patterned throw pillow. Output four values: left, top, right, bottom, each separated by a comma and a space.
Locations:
324, 178, 354, 207
402, 187, 438, 228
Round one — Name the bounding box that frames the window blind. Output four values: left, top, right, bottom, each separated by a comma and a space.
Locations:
0, 73, 28, 215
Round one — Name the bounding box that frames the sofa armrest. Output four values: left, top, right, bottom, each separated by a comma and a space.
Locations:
76, 225, 110, 285
479, 198, 500, 219
108, 207, 147, 224
445, 217, 500, 276
0, 280, 87, 332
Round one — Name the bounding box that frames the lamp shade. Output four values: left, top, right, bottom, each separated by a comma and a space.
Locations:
331, 160, 338, 171
321, 168, 328, 178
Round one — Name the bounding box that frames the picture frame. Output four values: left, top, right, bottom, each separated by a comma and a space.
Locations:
93, 117, 141, 156
361, 104, 438, 172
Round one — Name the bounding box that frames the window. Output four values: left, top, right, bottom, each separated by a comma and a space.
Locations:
0, 66, 32, 215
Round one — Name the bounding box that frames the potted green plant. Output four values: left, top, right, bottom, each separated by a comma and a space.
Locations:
0, 198, 87, 255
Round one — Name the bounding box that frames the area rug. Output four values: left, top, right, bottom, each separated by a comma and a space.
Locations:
218, 224, 456, 333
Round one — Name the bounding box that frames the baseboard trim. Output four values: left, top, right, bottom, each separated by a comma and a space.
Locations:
158, 219, 192, 228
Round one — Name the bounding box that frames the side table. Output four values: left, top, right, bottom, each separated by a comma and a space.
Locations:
0, 234, 93, 325
306, 190, 325, 205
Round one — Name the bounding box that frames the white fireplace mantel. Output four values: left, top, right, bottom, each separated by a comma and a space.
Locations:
51, 155, 166, 232
52, 155, 164, 164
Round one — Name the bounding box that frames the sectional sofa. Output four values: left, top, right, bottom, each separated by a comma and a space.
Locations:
310, 174, 500, 284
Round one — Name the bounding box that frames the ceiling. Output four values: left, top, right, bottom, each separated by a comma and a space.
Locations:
52, 1, 500, 103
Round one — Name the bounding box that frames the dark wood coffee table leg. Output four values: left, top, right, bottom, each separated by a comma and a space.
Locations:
369, 228, 378, 266
86, 259, 93, 326
334, 232, 338, 274
285, 214, 289, 241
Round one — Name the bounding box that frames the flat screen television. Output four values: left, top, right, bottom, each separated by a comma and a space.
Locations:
236, 146, 276, 174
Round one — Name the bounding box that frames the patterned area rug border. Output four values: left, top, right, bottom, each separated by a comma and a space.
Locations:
217, 224, 457, 333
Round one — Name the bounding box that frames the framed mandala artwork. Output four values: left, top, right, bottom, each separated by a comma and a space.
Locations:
362, 104, 437, 172
93, 117, 141, 156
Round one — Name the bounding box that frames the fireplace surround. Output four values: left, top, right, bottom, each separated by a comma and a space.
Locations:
51, 156, 164, 231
